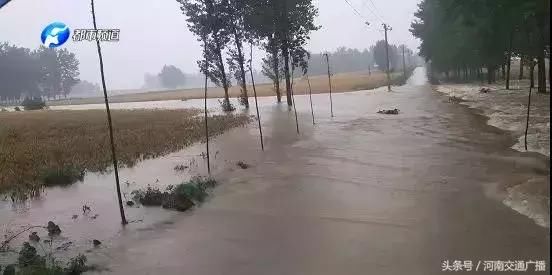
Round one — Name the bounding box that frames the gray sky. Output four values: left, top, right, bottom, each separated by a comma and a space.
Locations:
0, 0, 420, 90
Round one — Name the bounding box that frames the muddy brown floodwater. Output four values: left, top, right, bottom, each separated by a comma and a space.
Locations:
2, 68, 550, 274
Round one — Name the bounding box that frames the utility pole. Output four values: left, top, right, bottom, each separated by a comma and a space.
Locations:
91, 0, 127, 225
324, 53, 334, 117
383, 23, 391, 91
401, 45, 406, 81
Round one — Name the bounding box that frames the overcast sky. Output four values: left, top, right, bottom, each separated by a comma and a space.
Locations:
0, 0, 420, 90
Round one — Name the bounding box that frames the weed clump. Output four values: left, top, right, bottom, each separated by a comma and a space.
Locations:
40, 166, 85, 187
21, 97, 46, 111
132, 176, 217, 212
131, 186, 165, 206
173, 164, 188, 171
219, 99, 236, 112
236, 161, 249, 169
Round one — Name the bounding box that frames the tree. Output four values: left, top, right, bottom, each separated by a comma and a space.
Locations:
0, 43, 80, 104
143, 73, 162, 89
248, 0, 319, 106
411, 0, 549, 89
226, 0, 250, 107
0, 43, 42, 103
261, 43, 285, 102
158, 65, 186, 89
178, 0, 233, 111
276, 0, 320, 106
58, 48, 80, 98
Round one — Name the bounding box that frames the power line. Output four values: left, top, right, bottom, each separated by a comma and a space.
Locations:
343, 0, 367, 21
358, 0, 384, 24
367, 0, 386, 22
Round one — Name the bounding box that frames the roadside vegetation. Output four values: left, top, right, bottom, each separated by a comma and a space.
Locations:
131, 176, 218, 212
411, 0, 550, 91
0, 109, 249, 198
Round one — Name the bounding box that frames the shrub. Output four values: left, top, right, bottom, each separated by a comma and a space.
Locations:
173, 176, 217, 203
21, 98, 46, 111
219, 99, 235, 112
40, 166, 85, 187
133, 176, 217, 211
131, 185, 165, 206
14, 106, 21, 111
64, 254, 88, 274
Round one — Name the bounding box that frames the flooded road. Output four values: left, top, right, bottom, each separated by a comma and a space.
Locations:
88, 67, 548, 274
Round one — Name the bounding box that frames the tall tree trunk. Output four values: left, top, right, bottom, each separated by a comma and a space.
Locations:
530, 61, 535, 88
548, 54, 552, 90
233, 30, 249, 108
519, 56, 524, 80
487, 65, 494, 84
537, 54, 546, 93
271, 45, 281, 103
282, 43, 292, 106
506, 30, 513, 89
215, 41, 230, 106
501, 64, 506, 80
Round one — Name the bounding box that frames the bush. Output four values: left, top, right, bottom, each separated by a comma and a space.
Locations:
219, 99, 235, 112
21, 98, 46, 111
131, 185, 165, 206
40, 166, 85, 187
14, 106, 21, 111
132, 176, 217, 211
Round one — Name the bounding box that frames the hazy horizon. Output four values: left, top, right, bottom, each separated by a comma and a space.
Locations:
0, 0, 420, 90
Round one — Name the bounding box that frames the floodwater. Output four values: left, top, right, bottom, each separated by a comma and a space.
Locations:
1, 67, 550, 274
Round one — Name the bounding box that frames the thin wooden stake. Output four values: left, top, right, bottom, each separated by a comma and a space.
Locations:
249, 44, 264, 151
91, 0, 126, 225
524, 86, 532, 151
290, 63, 300, 134
324, 53, 334, 117
306, 75, 315, 125
203, 38, 211, 174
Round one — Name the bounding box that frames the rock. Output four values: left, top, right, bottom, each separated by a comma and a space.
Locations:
126, 201, 135, 206
46, 221, 61, 235
377, 108, 400, 115
72, 214, 78, 220
28, 232, 40, 242
479, 87, 491, 93
92, 239, 101, 247
91, 214, 99, 219
56, 241, 72, 251
236, 161, 249, 169
82, 204, 91, 214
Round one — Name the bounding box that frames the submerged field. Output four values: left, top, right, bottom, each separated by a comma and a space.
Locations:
0, 109, 250, 196
48, 71, 405, 106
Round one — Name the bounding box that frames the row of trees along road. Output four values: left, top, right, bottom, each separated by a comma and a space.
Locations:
178, 0, 319, 110
411, 0, 550, 92
0, 43, 80, 104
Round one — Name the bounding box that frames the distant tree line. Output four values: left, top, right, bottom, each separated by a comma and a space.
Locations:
0, 43, 80, 104
177, 0, 319, 109
411, 0, 550, 92
304, 44, 417, 77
